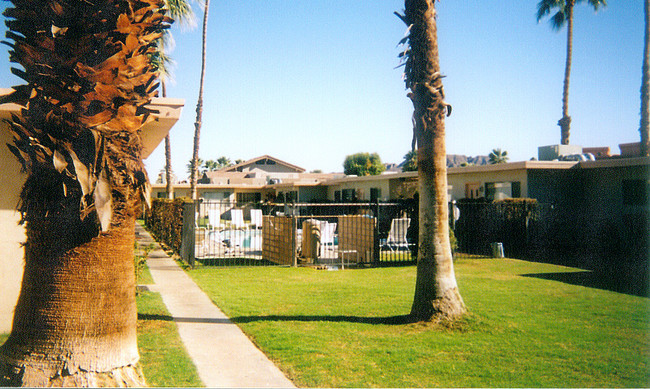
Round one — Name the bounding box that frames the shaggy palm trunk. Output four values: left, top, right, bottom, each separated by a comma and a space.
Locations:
0, 0, 167, 385
190, 0, 210, 200
1, 214, 141, 386
559, 1, 574, 145
163, 82, 175, 198
641, 0, 650, 157
404, 0, 466, 321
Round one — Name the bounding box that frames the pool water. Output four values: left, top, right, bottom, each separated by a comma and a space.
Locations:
218, 229, 262, 249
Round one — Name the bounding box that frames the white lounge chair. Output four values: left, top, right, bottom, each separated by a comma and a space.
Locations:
250, 209, 263, 229
383, 218, 411, 252
207, 209, 221, 230
320, 221, 337, 246
231, 209, 245, 229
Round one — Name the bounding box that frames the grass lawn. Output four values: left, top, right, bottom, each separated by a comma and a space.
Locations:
138, 262, 155, 285
137, 290, 203, 387
188, 258, 650, 388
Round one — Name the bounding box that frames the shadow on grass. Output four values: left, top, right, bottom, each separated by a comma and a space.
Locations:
140, 312, 415, 325
521, 271, 649, 297
140, 313, 479, 328
230, 314, 415, 325
138, 313, 231, 324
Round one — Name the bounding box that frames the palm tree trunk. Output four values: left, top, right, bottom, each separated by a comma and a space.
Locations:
405, 0, 466, 322
163, 82, 175, 199
1, 209, 143, 386
0, 0, 165, 383
190, 0, 210, 200
641, 0, 650, 157
559, 1, 574, 145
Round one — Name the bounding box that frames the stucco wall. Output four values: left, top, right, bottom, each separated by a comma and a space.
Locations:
0, 126, 26, 333
447, 168, 529, 201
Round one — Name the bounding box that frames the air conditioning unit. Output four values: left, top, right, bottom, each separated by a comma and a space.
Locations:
538, 144, 583, 161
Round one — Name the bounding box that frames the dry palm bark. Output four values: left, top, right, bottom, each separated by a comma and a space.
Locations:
399, 0, 466, 321
190, 0, 209, 200
641, 0, 650, 157
0, 0, 169, 385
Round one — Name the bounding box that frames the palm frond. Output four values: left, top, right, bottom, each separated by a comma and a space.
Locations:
165, 0, 197, 28
4, 0, 170, 231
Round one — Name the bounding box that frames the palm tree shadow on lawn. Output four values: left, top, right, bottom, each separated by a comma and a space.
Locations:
230, 315, 416, 325
138, 313, 417, 325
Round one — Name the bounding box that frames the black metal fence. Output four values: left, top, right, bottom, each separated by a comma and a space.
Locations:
191, 200, 418, 267
179, 198, 648, 284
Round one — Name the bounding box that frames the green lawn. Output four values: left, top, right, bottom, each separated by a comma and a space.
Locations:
187, 258, 650, 388
137, 290, 203, 387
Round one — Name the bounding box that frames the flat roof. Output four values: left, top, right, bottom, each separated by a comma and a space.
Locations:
0, 88, 184, 159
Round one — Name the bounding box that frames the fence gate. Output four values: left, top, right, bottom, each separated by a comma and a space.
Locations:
180, 201, 196, 266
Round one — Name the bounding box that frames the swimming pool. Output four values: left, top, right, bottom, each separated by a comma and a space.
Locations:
202, 229, 262, 255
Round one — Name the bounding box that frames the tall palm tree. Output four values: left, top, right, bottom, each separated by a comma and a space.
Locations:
190, 0, 210, 200
157, 0, 195, 199
537, 0, 607, 145
398, 0, 466, 322
489, 148, 509, 164
641, 0, 650, 157
402, 150, 418, 172
0, 0, 169, 385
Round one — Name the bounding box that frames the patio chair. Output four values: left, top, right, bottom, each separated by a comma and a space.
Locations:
231, 209, 246, 229
320, 221, 337, 246
250, 209, 263, 229
203, 229, 227, 256
207, 209, 222, 230
381, 218, 411, 252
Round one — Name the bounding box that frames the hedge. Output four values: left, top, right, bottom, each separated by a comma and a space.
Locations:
145, 198, 193, 254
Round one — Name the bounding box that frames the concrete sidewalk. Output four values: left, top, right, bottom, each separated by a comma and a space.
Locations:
135, 223, 296, 388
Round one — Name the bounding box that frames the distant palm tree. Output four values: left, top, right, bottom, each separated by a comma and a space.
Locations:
402, 150, 417, 172
190, 0, 210, 199
216, 156, 232, 169
398, 0, 466, 322
187, 157, 205, 176
537, 0, 607, 145
203, 159, 219, 172
153, 0, 196, 199
640, 0, 650, 157
489, 148, 509, 164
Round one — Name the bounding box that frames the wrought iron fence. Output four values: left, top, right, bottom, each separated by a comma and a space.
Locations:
192, 201, 418, 267
157, 196, 647, 290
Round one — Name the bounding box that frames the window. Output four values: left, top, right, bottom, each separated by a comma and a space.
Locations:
342, 189, 356, 202
465, 183, 481, 199
237, 192, 262, 203
511, 181, 521, 198
157, 192, 168, 198
370, 188, 381, 202
485, 183, 496, 201
286, 191, 298, 202
622, 179, 649, 206
334, 191, 341, 202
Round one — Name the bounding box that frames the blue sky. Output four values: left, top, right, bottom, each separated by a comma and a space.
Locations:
0, 1, 644, 178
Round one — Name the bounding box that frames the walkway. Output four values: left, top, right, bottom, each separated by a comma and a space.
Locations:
135, 223, 296, 388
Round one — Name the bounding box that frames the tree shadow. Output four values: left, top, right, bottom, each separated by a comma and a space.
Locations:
230, 314, 415, 325
521, 271, 649, 297
137, 313, 231, 324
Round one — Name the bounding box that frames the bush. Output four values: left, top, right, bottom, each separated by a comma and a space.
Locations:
145, 198, 193, 254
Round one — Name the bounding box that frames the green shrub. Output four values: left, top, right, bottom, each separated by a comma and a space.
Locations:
145, 198, 192, 254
